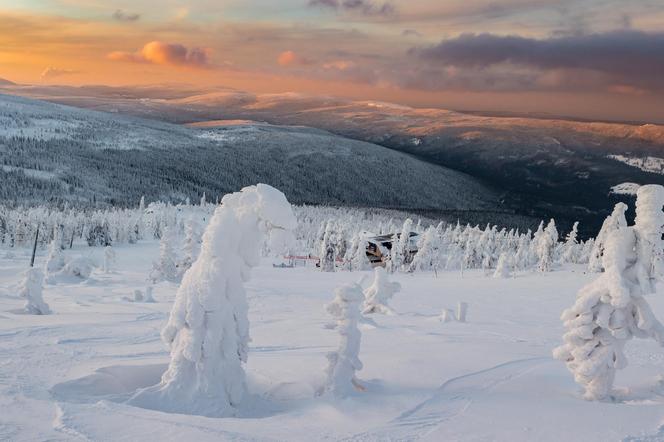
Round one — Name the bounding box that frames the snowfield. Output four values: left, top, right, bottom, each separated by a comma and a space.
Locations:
3, 242, 664, 441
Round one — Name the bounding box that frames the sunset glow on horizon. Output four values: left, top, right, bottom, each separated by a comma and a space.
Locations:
1, 0, 664, 122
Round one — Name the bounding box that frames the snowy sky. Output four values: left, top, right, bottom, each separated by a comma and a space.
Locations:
1, 0, 664, 121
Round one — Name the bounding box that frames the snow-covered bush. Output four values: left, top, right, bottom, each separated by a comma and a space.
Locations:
19, 267, 50, 315
129, 184, 296, 417
363, 267, 401, 315
60, 256, 94, 280
322, 283, 365, 397
554, 185, 664, 400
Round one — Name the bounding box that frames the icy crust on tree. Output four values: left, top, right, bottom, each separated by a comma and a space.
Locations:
363, 267, 401, 315
554, 185, 664, 401
19, 267, 50, 315
323, 283, 365, 397
128, 184, 296, 417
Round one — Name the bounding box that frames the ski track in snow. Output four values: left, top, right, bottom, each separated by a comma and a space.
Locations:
345, 357, 549, 442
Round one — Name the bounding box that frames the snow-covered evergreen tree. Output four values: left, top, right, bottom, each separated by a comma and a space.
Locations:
554, 185, 664, 400
493, 253, 511, 278
588, 203, 628, 273
19, 267, 50, 315
537, 219, 558, 272
44, 236, 65, 275
560, 222, 579, 264
150, 226, 179, 282
319, 221, 336, 272
129, 184, 297, 417
410, 226, 440, 274
180, 218, 202, 274
323, 283, 364, 397
363, 267, 401, 315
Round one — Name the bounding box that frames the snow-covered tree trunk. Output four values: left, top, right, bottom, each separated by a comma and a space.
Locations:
129, 184, 296, 417
19, 267, 50, 315
554, 185, 664, 400
363, 267, 401, 315
323, 283, 365, 397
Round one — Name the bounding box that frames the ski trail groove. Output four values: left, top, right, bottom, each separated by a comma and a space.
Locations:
345, 357, 549, 442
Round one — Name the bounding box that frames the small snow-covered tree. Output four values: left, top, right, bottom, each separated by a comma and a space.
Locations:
44, 237, 65, 274
351, 235, 371, 271
537, 219, 558, 272
323, 283, 365, 397
102, 246, 116, 273
410, 226, 440, 274
395, 218, 414, 271
588, 203, 628, 273
150, 226, 178, 282
19, 267, 50, 315
319, 221, 336, 272
363, 267, 401, 315
560, 222, 579, 264
180, 218, 202, 274
493, 253, 511, 278
554, 185, 664, 401
129, 184, 296, 417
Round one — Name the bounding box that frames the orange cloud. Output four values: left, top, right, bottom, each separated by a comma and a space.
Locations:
277, 50, 314, 67
40, 66, 80, 80
108, 41, 211, 68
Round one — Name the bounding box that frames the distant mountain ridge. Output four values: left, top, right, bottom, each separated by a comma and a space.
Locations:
3, 84, 663, 235
0, 93, 522, 228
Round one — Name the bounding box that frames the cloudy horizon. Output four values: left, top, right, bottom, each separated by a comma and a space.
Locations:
1, 0, 664, 123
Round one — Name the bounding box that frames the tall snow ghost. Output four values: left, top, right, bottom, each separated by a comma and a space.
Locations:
554, 185, 664, 401
537, 219, 558, 272
44, 237, 65, 275
363, 267, 401, 315
129, 184, 297, 417
588, 203, 628, 273
102, 246, 116, 273
323, 283, 365, 397
179, 218, 202, 274
19, 267, 50, 315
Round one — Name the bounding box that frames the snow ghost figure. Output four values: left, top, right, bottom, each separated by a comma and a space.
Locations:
19, 267, 50, 315
554, 185, 664, 401
103, 246, 116, 273
363, 267, 401, 315
128, 184, 296, 417
45, 236, 65, 275
323, 283, 365, 397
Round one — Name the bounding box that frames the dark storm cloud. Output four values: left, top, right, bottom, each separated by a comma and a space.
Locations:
417, 31, 664, 91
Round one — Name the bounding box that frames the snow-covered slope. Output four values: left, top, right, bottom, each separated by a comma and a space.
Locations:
7, 85, 663, 235
0, 93, 505, 222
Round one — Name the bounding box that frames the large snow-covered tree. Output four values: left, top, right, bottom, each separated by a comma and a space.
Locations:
554, 185, 664, 400
150, 226, 179, 282
129, 184, 297, 416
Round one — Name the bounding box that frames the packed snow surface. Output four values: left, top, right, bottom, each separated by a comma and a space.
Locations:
3, 243, 664, 441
